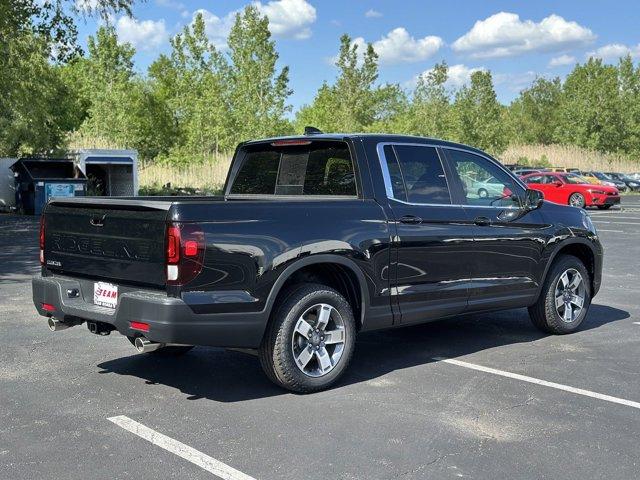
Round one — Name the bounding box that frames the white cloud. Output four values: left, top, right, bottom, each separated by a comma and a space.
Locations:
586, 43, 640, 61
452, 12, 596, 58
348, 28, 443, 65
410, 64, 486, 90
548, 54, 575, 67
193, 9, 235, 50
254, 0, 317, 39
116, 16, 168, 51
365, 9, 383, 18
192, 0, 316, 49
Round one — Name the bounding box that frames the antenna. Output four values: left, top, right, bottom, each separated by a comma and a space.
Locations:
304, 126, 323, 135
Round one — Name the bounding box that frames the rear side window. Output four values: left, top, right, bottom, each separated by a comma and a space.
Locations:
383, 145, 451, 204
230, 141, 356, 196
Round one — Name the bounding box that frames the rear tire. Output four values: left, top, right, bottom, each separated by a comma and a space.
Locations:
478, 188, 488, 198
528, 255, 591, 334
259, 283, 356, 393
568, 192, 586, 208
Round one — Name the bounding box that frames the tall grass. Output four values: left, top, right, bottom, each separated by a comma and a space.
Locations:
139, 155, 233, 192
502, 144, 640, 173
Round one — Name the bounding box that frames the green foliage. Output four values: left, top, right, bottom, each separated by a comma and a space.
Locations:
3, 1, 640, 167
508, 77, 562, 145
452, 70, 506, 155
555, 58, 624, 153
227, 6, 293, 140
296, 34, 404, 133
515, 154, 552, 168
396, 62, 453, 138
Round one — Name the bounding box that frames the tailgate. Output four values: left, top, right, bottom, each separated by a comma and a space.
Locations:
44, 200, 170, 287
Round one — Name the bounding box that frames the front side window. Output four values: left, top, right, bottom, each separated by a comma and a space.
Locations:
447, 149, 522, 207
383, 145, 451, 204
230, 141, 356, 196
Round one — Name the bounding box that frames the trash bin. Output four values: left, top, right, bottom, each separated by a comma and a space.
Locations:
10, 158, 87, 215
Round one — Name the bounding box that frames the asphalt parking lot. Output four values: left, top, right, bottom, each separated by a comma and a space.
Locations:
2, 198, 640, 480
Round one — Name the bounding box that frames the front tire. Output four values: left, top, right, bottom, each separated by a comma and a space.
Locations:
528, 255, 591, 334
259, 283, 356, 393
478, 188, 488, 198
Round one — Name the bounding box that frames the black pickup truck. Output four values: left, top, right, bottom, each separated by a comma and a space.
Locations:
33, 133, 602, 392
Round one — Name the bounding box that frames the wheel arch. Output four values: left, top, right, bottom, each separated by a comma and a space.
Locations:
264, 255, 370, 332
538, 239, 597, 297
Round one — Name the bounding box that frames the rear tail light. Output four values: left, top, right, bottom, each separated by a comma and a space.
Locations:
166, 223, 205, 285
39, 215, 45, 265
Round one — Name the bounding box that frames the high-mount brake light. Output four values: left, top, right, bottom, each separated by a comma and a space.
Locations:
39, 215, 45, 265
166, 223, 205, 285
271, 139, 312, 147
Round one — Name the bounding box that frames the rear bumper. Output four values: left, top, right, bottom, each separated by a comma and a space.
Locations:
32, 276, 268, 348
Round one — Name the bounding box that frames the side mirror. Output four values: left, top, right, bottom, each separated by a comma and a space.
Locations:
524, 188, 544, 210
553, 181, 563, 187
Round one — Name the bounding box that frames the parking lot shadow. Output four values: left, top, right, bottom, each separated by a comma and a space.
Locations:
96, 303, 629, 402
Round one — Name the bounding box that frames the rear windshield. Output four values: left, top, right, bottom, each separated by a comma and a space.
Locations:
229, 141, 356, 196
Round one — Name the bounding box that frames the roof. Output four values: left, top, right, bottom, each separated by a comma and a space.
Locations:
242, 133, 493, 158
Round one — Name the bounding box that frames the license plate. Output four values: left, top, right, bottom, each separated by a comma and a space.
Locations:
94, 282, 118, 309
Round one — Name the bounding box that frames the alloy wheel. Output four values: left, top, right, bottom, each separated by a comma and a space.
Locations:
554, 268, 586, 323
291, 303, 346, 377
569, 193, 585, 208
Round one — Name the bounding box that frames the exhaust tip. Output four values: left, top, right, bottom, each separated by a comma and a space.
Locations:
48, 318, 70, 332
134, 337, 164, 353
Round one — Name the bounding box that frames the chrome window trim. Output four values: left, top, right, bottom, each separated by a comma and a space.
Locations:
376, 142, 525, 210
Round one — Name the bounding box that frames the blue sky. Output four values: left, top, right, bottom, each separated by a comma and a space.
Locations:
74, 0, 640, 110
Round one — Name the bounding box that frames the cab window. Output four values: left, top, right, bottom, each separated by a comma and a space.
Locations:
383, 145, 451, 204
446, 149, 522, 207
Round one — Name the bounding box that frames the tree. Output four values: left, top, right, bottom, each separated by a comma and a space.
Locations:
508, 77, 562, 145
399, 61, 453, 138
226, 6, 293, 141
0, 33, 72, 155
149, 12, 232, 160
72, 26, 174, 159
296, 34, 402, 133
618, 55, 640, 155
556, 58, 624, 153
452, 70, 506, 154
0, 0, 136, 156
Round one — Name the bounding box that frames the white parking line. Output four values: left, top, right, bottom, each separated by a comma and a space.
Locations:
597, 229, 624, 233
592, 220, 640, 225
108, 415, 257, 480
633, 322, 640, 326
589, 215, 640, 220
434, 357, 640, 410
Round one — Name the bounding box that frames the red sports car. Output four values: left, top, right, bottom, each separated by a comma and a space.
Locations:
520, 172, 620, 209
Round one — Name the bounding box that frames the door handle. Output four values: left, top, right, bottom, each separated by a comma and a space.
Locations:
473, 216, 491, 226
399, 215, 423, 225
